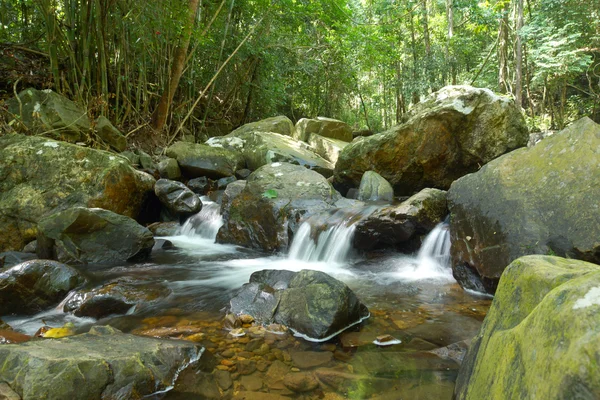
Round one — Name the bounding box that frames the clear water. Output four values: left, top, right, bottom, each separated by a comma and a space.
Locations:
2, 209, 491, 399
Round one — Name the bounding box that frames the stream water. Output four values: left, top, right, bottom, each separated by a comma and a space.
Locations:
4, 199, 492, 399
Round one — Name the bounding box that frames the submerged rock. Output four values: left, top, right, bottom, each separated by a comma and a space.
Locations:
155, 178, 202, 216
166, 141, 244, 179
0, 325, 209, 400
334, 85, 528, 195
37, 207, 154, 264
0, 259, 86, 315
448, 117, 600, 293
454, 256, 600, 399
64, 278, 171, 319
230, 269, 369, 341
216, 162, 341, 252
354, 188, 447, 250
0, 134, 155, 252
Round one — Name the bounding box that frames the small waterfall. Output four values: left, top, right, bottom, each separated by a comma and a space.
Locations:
178, 197, 223, 240
417, 222, 451, 268
288, 207, 375, 263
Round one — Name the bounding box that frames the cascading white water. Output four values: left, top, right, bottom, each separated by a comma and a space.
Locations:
288, 208, 375, 263
178, 197, 223, 240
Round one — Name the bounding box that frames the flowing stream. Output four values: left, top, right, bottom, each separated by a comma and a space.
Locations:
3, 204, 492, 399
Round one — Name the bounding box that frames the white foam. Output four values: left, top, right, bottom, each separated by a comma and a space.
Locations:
289, 313, 370, 343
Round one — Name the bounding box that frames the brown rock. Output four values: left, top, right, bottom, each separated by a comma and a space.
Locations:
283, 372, 319, 392
240, 373, 263, 391
237, 359, 257, 375
265, 360, 290, 389
290, 351, 333, 369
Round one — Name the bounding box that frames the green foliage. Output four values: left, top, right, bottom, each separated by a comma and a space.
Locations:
262, 189, 278, 199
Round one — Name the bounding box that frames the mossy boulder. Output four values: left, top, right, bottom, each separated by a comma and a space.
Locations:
0, 259, 86, 315
207, 131, 334, 176
0, 134, 155, 252
165, 141, 244, 179
0, 325, 210, 400
353, 188, 447, 250
307, 134, 348, 164
334, 86, 528, 195
230, 269, 369, 341
216, 162, 341, 252
455, 256, 600, 400
448, 117, 600, 293
37, 207, 154, 264
230, 115, 295, 137
294, 117, 353, 143
7, 88, 127, 151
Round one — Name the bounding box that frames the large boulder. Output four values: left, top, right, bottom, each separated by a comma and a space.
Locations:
216, 162, 341, 252
307, 134, 348, 164
165, 141, 244, 179
231, 116, 295, 137
207, 131, 334, 176
294, 117, 353, 143
230, 269, 369, 341
353, 188, 447, 250
7, 88, 127, 151
0, 134, 155, 252
37, 207, 154, 264
0, 259, 86, 315
0, 325, 212, 400
154, 179, 202, 216
454, 256, 600, 399
448, 117, 600, 293
334, 86, 528, 195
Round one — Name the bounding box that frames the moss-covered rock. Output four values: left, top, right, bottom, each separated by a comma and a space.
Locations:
216, 162, 341, 252
0, 259, 86, 315
455, 256, 600, 400
334, 86, 528, 195
0, 325, 209, 400
448, 117, 600, 293
37, 207, 154, 264
230, 269, 369, 341
207, 131, 334, 176
307, 133, 348, 164
294, 117, 353, 143
353, 188, 447, 250
356, 171, 394, 203
231, 115, 295, 137
165, 141, 244, 179
0, 134, 155, 251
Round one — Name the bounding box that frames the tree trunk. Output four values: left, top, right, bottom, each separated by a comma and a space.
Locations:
409, 11, 420, 104
152, 0, 201, 132
446, 0, 456, 85
498, 2, 510, 94
514, 0, 524, 108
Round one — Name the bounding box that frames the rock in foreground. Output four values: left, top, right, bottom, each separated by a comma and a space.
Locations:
448, 117, 600, 293
230, 269, 369, 341
0, 325, 209, 400
37, 207, 154, 264
455, 256, 600, 399
0, 134, 155, 252
334, 85, 528, 195
0, 259, 86, 315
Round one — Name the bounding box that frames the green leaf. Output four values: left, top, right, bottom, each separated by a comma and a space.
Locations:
262, 189, 278, 199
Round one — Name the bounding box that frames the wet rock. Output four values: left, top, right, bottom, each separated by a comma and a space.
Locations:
63, 278, 171, 319
230, 269, 369, 341
217, 163, 341, 252
294, 117, 353, 143
448, 117, 600, 293
235, 168, 252, 179
240, 373, 264, 391
0, 252, 36, 269
429, 340, 470, 364
0, 382, 20, 400
455, 256, 600, 399
0, 259, 86, 315
283, 372, 319, 392
0, 318, 10, 330
155, 178, 202, 216
207, 131, 333, 175
291, 351, 333, 369
166, 141, 244, 179
334, 85, 528, 195
340, 331, 379, 348
237, 359, 257, 375
266, 360, 290, 389
21, 241, 36, 254
0, 134, 155, 252
217, 176, 237, 190
313, 368, 360, 390
214, 370, 233, 390
452, 263, 488, 293
0, 330, 31, 345
157, 157, 182, 181
37, 207, 154, 264
187, 176, 214, 195
357, 171, 394, 203
231, 116, 295, 137
0, 325, 208, 400
354, 188, 447, 250
171, 368, 221, 399
147, 221, 179, 236
233, 392, 291, 400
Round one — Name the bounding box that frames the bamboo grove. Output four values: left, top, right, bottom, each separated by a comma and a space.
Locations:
1, 0, 599, 139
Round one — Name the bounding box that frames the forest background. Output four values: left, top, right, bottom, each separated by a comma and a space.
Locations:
1, 0, 599, 142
